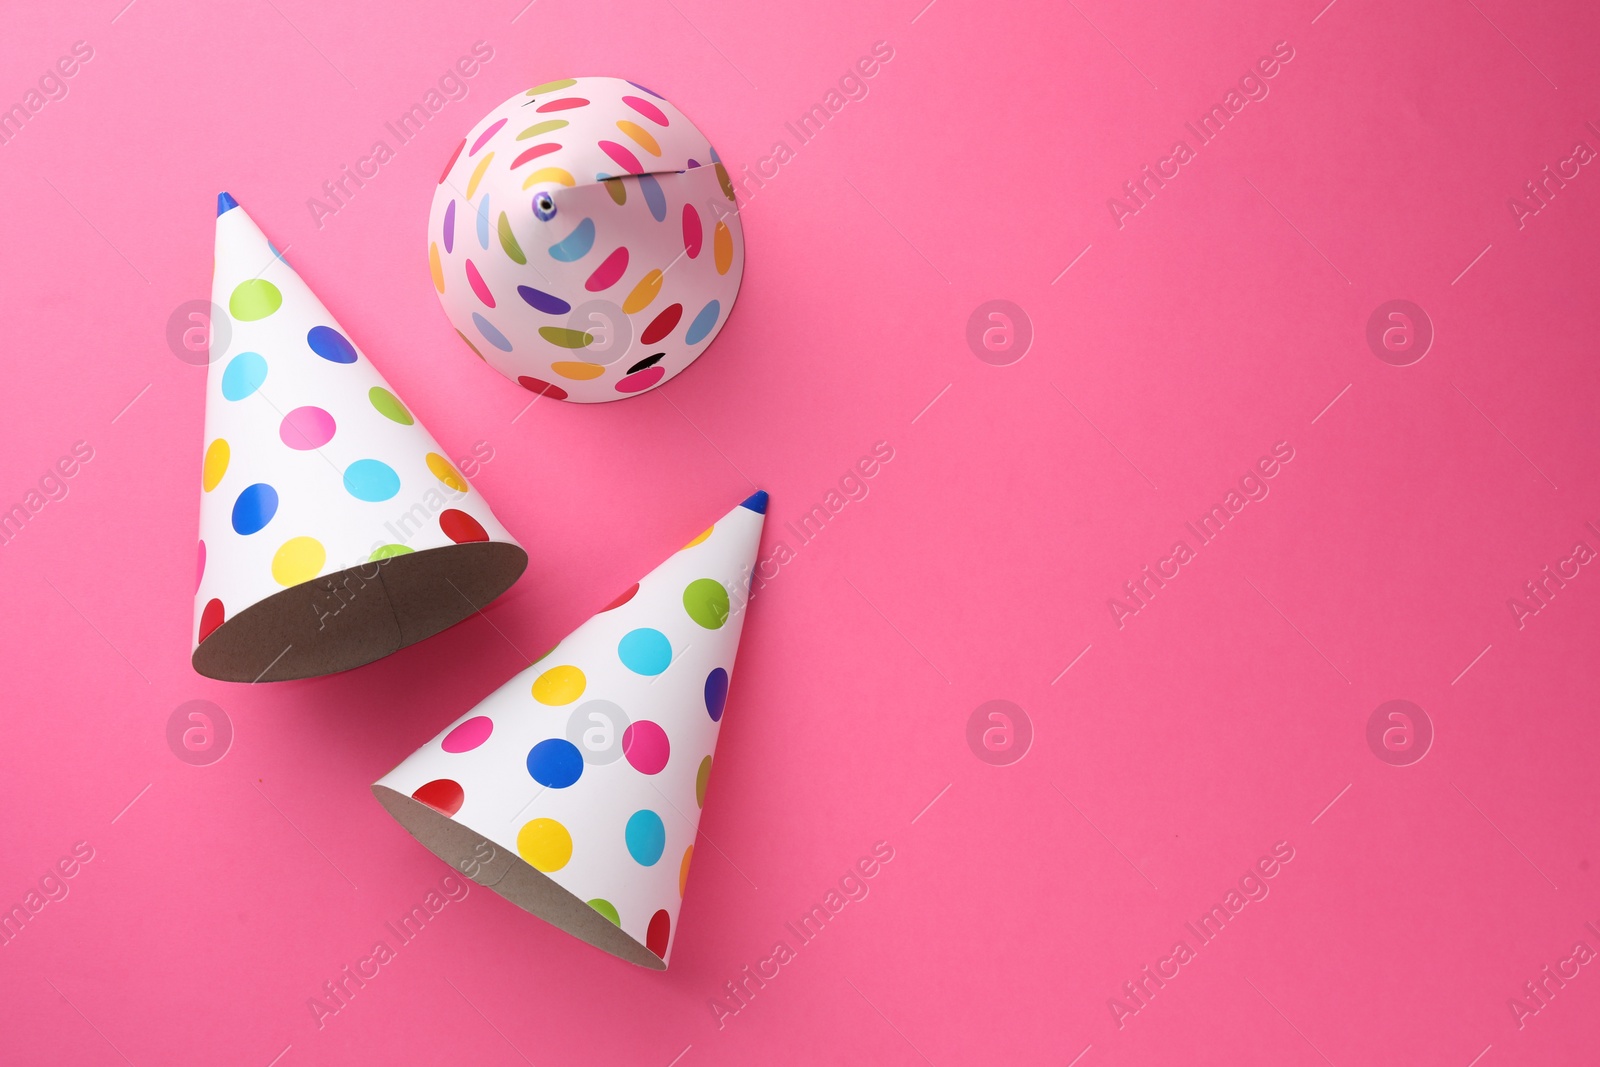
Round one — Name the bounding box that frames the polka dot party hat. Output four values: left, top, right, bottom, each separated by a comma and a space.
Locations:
373, 491, 767, 968
194, 194, 528, 682
430, 77, 745, 403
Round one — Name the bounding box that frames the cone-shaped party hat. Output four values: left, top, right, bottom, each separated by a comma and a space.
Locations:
373, 491, 767, 968
429, 77, 745, 403
194, 194, 528, 681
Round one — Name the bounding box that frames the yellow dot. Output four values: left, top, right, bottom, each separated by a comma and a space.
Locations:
518, 818, 572, 872
429, 242, 445, 294
202, 438, 230, 492
532, 664, 585, 705
679, 845, 693, 897
551, 361, 605, 381
426, 452, 467, 493
683, 525, 713, 549
622, 269, 663, 314
272, 536, 326, 587
617, 119, 662, 156
714, 220, 733, 275
466, 152, 494, 199
521, 166, 575, 189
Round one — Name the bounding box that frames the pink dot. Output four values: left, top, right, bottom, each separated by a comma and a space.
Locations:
615, 366, 665, 393
623, 95, 669, 126
196, 540, 206, 591
466, 259, 495, 308
280, 406, 336, 450
442, 715, 494, 753
598, 140, 643, 174
623, 720, 670, 775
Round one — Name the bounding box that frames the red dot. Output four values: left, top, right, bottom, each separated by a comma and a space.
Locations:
517, 376, 569, 400
641, 304, 682, 345
439, 138, 466, 184
602, 583, 640, 612
412, 778, 465, 816
615, 366, 665, 393
198, 598, 225, 642
585, 246, 630, 292
646, 909, 671, 958
511, 143, 562, 168
440, 509, 489, 544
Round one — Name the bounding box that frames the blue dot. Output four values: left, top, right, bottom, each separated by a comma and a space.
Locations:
639, 174, 667, 222
231, 483, 278, 535
618, 628, 672, 675
548, 217, 596, 262
220, 352, 267, 400
625, 809, 665, 865
476, 194, 491, 249
343, 459, 400, 502
526, 739, 583, 788
473, 312, 513, 352
684, 300, 721, 345
705, 668, 728, 722
307, 325, 358, 363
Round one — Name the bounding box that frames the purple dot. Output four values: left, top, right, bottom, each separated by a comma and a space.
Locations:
704, 668, 728, 722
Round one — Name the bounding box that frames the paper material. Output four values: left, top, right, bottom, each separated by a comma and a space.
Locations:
373, 491, 767, 968
430, 77, 746, 403
193, 193, 527, 682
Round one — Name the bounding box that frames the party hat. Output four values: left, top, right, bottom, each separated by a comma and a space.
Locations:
193, 193, 528, 682
373, 491, 767, 968
429, 77, 745, 403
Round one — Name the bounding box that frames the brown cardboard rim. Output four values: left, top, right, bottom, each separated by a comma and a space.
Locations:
372, 783, 666, 970
192, 541, 528, 682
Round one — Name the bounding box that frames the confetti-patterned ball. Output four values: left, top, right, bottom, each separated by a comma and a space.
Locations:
429, 78, 746, 403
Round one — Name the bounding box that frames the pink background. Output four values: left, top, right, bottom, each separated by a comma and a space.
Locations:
3, 0, 1599, 1063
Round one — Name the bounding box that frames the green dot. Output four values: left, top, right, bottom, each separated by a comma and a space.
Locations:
683, 578, 730, 630
229, 279, 282, 321
587, 898, 620, 925
526, 78, 577, 96
537, 326, 593, 349
696, 756, 712, 808
368, 386, 414, 425
497, 213, 526, 265
369, 544, 414, 561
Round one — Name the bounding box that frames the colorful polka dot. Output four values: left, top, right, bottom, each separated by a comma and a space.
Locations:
683, 578, 730, 629
370, 544, 413, 560
622, 720, 670, 775
538, 326, 593, 349
623, 269, 663, 313
473, 313, 513, 351
715, 162, 735, 202
679, 845, 693, 897
308, 325, 358, 363
511, 142, 562, 169
427, 453, 467, 493
517, 376, 569, 399
202, 438, 230, 491
588, 898, 620, 925
696, 755, 712, 807
475, 195, 491, 249
683, 525, 713, 549
618, 628, 672, 675
280, 406, 335, 450
638, 173, 667, 221
231, 483, 278, 535
229, 279, 281, 321
518, 286, 571, 315
625, 809, 665, 865
440, 509, 489, 543
465, 259, 495, 307
615, 366, 664, 394
471, 118, 507, 155
552, 361, 605, 380
548, 218, 595, 261
497, 213, 527, 264
714, 220, 734, 274
682, 205, 702, 258
623, 95, 669, 125
466, 152, 494, 199
343, 459, 401, 502
527, 78, 578, 96
517, 818, 572, 871
517, 119, 569, 139
603, 583, 639, 611
442, 715, 494, 753
536, 97, 589, 113
598, 140, 643, 174
641, 304, 682, 344
532, 664, 586, 705
429, 242, 445, 293
585, 246, 629, 291
685, 300, 721, 345
439, 139, 465, 184
604, 177, 628, 205
220, 352, 268, 400
618, 120, 662, 156
369, 386, 413, 424
646, 909, 670, 958
271, 536, 325, 586
526, 738, 584, 788
413, 779, 464, 816
443, 200, 457, 253
198, 598, 225, 642
705, 667, 729, 722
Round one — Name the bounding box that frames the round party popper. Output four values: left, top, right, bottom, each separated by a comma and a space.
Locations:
194, 194, 527, 682
430, 77, 745, 403
373, 492, 767, 968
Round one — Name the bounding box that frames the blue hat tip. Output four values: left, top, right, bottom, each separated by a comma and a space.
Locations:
217, 191, 239, 216
739, 490, 768, 515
